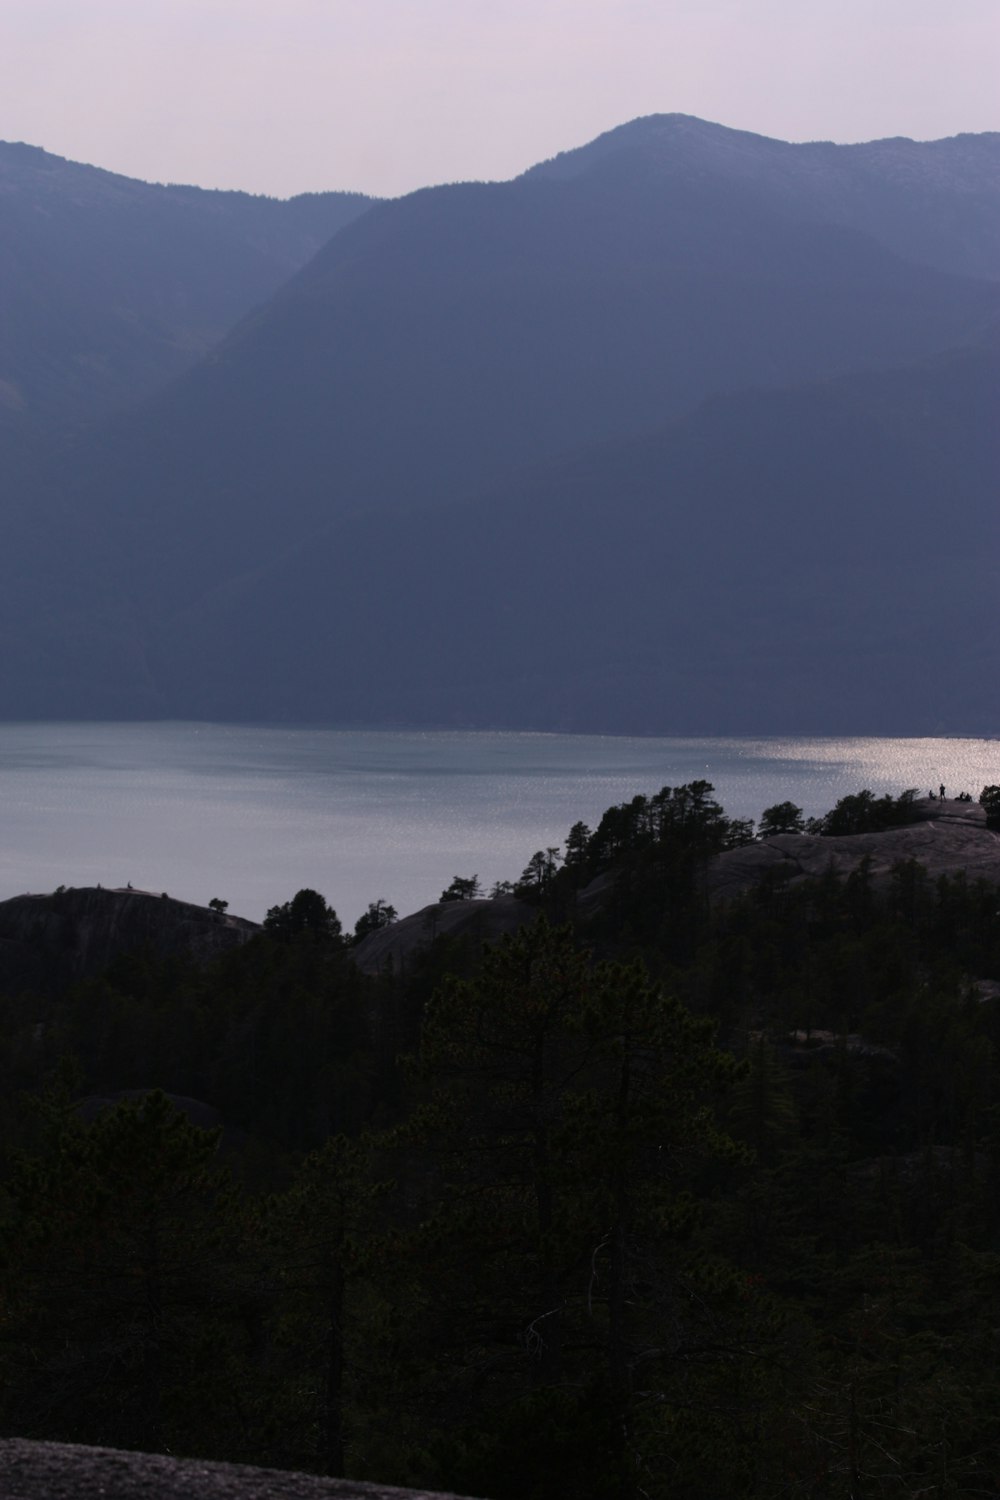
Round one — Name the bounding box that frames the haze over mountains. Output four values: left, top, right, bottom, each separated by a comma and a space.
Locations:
0, 142, 374, 429
2, 115, 998, 733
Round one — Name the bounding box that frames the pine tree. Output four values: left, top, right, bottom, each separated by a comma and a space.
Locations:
398, 921, 748, 1498
0, 1090, 242, 1454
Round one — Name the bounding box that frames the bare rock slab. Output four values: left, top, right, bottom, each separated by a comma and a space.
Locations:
0, 1440, 479, 1500
709, 799, 1000, 905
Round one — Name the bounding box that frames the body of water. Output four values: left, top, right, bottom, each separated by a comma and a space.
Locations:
0, 723, 997, 926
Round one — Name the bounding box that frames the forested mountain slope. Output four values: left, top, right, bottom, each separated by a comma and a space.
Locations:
0, 142, 373, 429
528, 114, 1000, 282
3, 118, 999, 728
144, 341, 1000, 734
41, 122, 1000, 570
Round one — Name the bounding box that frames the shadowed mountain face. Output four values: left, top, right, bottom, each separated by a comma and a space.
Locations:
2, 118, 999, 732
0, 142, 374, 429
144, 343, 1000, 735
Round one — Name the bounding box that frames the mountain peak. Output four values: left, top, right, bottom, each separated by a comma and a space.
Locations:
523, 116, 1000, 277
523, 114, 767, 179
524, 113, 1000, 193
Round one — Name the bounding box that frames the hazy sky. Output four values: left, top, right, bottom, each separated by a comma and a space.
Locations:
3, 0, 998, 198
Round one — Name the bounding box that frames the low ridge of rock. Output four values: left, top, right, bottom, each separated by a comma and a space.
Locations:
0, 886, 260, 996
352, 896, 534, 975
709, 798, 1000, 904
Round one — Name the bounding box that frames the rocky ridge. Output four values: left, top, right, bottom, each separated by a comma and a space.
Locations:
354, 800, 1000, 976
352, 894, 533, 975
2, 801, 996, 995
708, 797, 1000, 904
0, 885, 260, 996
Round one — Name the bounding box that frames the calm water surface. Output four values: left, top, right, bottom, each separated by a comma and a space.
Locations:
0, 724, 997, 926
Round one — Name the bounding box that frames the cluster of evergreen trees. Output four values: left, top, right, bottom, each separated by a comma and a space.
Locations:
2, 785, 1000, 1497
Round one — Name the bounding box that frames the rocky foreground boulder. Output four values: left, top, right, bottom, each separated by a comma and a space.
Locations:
708, 798, 1000, 904
0, 1440, 477, 1500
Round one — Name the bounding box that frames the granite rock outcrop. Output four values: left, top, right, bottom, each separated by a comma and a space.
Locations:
352, 895, 534, 976
0, 886, 260, 996
0, 1440, 477, 1500
708, 798, 1000, 905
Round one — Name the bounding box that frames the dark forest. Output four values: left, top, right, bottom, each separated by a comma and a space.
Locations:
3, 783, 1000, 1497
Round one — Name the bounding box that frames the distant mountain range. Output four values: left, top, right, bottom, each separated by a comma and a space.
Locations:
0, 141, 374, 429
2, 116, 998, 733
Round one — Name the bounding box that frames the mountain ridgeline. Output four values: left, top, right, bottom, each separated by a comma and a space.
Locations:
1, 115, 999, 731
0, 141, 375, 430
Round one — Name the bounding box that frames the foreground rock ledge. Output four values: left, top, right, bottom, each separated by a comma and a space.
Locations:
0, 1440, 479, 1500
